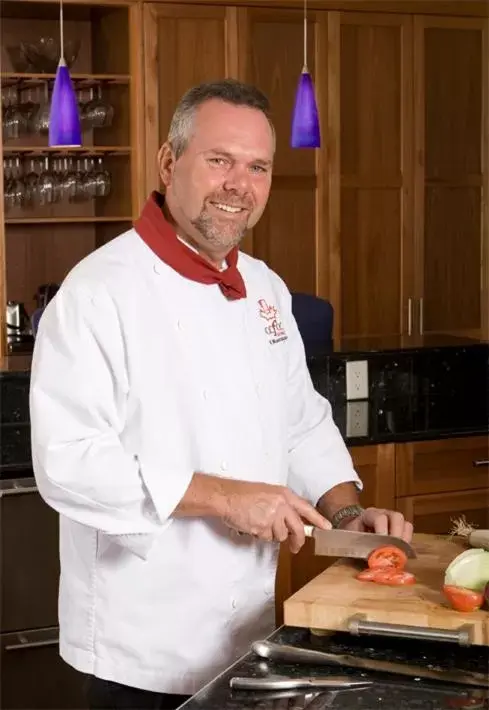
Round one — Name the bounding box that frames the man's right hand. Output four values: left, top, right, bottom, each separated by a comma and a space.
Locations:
219, 479, 331, 553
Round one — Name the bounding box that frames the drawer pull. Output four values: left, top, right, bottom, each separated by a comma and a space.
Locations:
473, 460, 489, 467
348, 616, 472, 646
4, 629, 59, 652
0, 477, 37, 498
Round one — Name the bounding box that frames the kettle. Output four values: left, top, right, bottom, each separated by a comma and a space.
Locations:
6, 301, 32, 341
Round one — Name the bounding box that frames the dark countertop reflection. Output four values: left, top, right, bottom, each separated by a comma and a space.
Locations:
179, 625, 489, 710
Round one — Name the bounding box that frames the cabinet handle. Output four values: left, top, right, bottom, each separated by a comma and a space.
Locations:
407, 298, 413, 336
473, 460, 489, 467
419, 297, 424, 335
4, 629, 59, 652
0, 477, 37, 498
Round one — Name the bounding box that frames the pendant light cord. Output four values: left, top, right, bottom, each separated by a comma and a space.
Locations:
303, 0, 308, 71
59, 0, 65, 62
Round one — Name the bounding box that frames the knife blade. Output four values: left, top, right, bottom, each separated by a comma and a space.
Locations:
252, 641, 489, 689
304, 526, 416, 559
229, 675, 373, 691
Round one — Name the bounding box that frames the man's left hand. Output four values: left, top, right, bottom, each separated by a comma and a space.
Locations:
342, 507, 413, 542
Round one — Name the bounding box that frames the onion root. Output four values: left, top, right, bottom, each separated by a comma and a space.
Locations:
449, 515, 489, 551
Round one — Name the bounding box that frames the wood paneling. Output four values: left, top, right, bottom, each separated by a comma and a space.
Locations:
253, 178, 317, 293
339, 13, 413, 338
5, 225, 96, 313
396, 489, 489, 536
143, 3, 230, 192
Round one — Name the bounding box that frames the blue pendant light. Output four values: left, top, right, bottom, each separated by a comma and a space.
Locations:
290, 0, 321, 148
48, 0, 81, 147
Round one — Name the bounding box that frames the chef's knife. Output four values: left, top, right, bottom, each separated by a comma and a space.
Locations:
230, 674, 372, 690
304, 526, 416, 559
252, 641, 489, 689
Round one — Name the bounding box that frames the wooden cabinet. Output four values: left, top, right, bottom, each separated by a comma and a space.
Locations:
275, 435, 489, 625
338, 13, 414, 339
0, 0, 144, 359
412, 17, 488, 340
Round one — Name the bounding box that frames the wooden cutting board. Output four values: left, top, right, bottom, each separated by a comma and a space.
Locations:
283, 533, 489, 646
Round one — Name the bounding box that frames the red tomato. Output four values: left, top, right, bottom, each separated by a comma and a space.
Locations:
375, 570, 416, 586
443, 585, 484, 613
356, 568, 379, 582
367, 545, 407, 571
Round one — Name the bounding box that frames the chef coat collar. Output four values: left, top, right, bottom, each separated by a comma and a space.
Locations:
134, 191, 247, 301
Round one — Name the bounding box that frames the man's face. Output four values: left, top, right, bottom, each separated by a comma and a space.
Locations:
159, 99, 274, 260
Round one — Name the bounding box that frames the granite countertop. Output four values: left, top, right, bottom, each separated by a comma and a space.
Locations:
180, 626, 489, 710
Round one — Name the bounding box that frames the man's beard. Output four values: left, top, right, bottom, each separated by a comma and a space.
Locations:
191, 197, 252, 251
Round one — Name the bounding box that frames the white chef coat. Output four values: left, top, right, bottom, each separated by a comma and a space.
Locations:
29, 227, 361, 695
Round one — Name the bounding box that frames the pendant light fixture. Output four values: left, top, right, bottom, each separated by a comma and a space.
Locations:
290, 0, 321, 148
48, 0, 82, 147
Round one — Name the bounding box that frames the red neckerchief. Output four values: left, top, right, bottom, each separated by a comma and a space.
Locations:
133, 191, 246, 301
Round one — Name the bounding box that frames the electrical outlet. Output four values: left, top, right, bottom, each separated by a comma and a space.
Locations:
346, 401, 369, 438
345, 360, 369, 400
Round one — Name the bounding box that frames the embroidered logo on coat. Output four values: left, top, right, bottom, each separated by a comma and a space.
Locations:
258, 299, 288, 345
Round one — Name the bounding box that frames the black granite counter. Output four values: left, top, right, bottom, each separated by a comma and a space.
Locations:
1, 341, 488, 474
179, 626, 489, 710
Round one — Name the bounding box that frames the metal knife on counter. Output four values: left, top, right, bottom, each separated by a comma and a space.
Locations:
303, 526, 416, 560
250, 641, 489, 689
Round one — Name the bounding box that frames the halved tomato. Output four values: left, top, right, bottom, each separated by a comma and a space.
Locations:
443, 585, 484, 613
367, 545, 407, 571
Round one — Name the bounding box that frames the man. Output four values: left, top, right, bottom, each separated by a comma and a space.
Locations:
30, 79, 413, 710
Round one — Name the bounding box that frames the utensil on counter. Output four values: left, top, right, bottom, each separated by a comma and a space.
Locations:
230, 675, 373, 691
304, 526, 416, 560
251, 641, 489, 688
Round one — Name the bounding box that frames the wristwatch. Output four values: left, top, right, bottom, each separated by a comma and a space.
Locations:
331, 504, 364, 529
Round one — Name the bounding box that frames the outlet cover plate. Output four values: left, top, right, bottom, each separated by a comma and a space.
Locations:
346, 401, 369, 438
345, 360, 369, 400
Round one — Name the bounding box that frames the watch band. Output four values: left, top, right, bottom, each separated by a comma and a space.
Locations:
331, 504, 364, 529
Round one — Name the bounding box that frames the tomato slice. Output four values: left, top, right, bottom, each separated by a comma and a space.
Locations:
443, 585, 484, 613
367, 545, 407, 571
356, 568, 379, 582
375, 570, 416, 586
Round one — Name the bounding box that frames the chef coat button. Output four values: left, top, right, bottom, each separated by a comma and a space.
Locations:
202, 390, 208, 400
255, 383, 261, 397
220, 461, 228, 472
232, 599, 237, 609
176, 320, 182, 330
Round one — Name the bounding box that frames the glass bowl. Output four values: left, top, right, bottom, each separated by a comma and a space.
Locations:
20, 37, 81, 74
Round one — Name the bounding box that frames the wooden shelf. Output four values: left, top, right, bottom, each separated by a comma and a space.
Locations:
5, 217, 132, 225
1, 72, 131, 86
3, 146, 131, 155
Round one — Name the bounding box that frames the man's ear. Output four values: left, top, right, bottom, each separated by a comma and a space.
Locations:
158, 142, 175, 187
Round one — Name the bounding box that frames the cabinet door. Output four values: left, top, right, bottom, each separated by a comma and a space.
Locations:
143, 4, 233, 193
396, 488, 489, 536
1, 627, 86, 709
1, 480, 60, 633
414, 17, 488, 339
275, 443, 395, 625
238, 7, 324, 293
339, 13, 414, 338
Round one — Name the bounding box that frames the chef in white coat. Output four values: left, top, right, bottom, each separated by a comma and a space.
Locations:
30, 79, 413, 710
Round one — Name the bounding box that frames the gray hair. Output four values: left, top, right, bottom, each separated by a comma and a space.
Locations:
167, 78, 274, 159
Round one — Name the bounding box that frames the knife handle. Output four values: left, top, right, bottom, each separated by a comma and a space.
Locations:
304, 525, 314, 537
